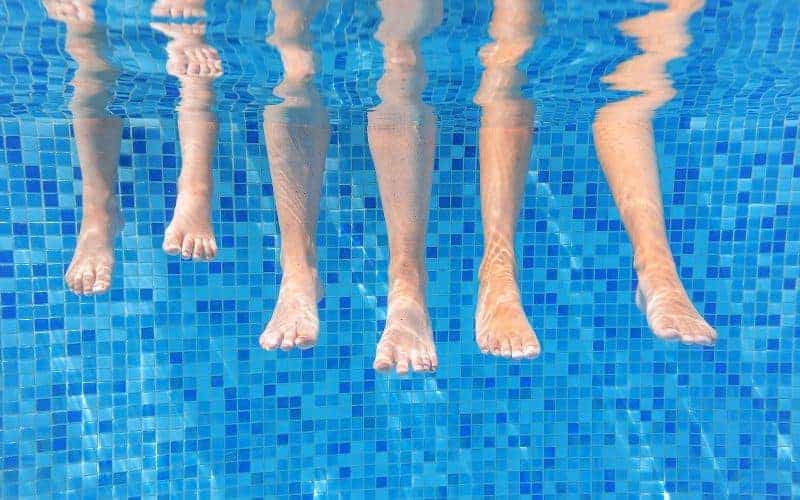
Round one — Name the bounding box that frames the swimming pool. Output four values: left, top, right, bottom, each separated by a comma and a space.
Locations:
1, 0, 798, 497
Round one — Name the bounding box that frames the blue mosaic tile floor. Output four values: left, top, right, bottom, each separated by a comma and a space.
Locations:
1, 0, 799, 498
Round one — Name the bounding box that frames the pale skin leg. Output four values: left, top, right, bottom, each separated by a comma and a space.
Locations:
369, 0, 443, 374
68, 114, 122, 295
592, 0, 715, 345
259, 0, 328, 351
474, 0, 542, 359
44, 0, 123, 296
151, 16, 221, 261
369, 111, 437, 374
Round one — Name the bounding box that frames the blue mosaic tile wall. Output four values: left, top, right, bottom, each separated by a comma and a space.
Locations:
1, 0, 799, 498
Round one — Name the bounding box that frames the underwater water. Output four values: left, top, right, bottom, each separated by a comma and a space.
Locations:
1, 0, 799, 498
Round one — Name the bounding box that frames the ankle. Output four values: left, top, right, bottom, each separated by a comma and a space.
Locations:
386, 286, 428, 320
78, 215, 120, 241
636, 264, 682, 295
81, 199, 120, 223
634, 252, 678, 279
478, 255, 517, 284
177, 177, 212, 197
280, 251, 318, 275
280, 263, 320, 291
388, 262, 427, 297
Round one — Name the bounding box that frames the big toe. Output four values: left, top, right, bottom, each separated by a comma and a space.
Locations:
507, 334, 539, 360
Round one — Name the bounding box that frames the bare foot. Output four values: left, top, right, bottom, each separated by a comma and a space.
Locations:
259, 276, 322, 351
636, 269, 716, 345
151, 0, 206, 18
165, 41, 222, 79
475, 266, 540, 359
43, 0, 95, 25
150, 23, 223, 79
373, 291, 438, 374
65, 209, 122, 296
163, 189, 217, 260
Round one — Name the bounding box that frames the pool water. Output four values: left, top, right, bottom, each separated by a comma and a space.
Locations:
1, 0, 799, 498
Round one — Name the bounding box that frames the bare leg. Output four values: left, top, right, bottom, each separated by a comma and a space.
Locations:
474, 0, 542, 359
259, 0, 328, 351
592, 0, 715, 345
44, 1, 123, 296
369, 110, 437, 374
67, 115, 122, 295
151, 16, 221, 261
369, 0, 442, 374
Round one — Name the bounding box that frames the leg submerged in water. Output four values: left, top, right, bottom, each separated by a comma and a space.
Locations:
44, 0, 124, 296
474, 0, 542, 358
259, 0, 328, 351
259, 117, 328, 351
369, 114, 438, 374
369, 0, 442, 374
160, 103, 219, 261
65, 117, 123, 296
151, 16, 222, 261
592, 0, 715, 345
475, 123, 540, 359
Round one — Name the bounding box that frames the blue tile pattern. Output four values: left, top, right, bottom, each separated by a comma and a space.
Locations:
1, 0, 799, 498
